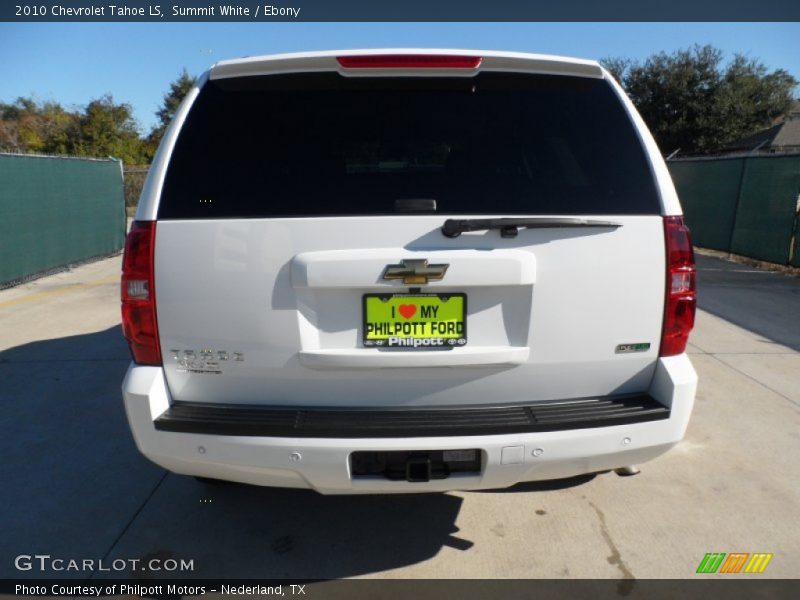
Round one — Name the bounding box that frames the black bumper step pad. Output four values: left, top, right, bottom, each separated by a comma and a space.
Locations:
154, 394, 669, 438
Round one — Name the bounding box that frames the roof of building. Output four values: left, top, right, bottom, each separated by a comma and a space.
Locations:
771, 109, 800, 149
724, 103, 800, 152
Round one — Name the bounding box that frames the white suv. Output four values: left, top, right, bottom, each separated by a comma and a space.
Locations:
121, 49, 698, 493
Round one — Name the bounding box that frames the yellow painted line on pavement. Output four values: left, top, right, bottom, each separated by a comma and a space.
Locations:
0, 276, 119, 310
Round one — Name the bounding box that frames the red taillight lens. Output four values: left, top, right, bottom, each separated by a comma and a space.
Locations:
121, 221, 161, 365
337, 55, 482, 69
660, 216, 696, 356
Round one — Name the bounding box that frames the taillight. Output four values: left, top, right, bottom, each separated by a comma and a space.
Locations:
121, 221, 161, 365
337, 55, 482, 69
660, 216, 696, 356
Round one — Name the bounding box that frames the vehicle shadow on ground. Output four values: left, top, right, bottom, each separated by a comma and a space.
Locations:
103, 470, 595, 580
477, 473, 597, 493
1, 325, 596, 579
0, 325, 164, 579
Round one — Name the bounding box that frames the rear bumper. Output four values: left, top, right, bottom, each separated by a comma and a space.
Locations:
122, 355, 697, 494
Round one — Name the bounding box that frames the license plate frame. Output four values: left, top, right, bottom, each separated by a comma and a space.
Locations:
362, 292, 467, 349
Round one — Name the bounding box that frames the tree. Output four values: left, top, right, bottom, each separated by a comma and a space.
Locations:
601, 58, 630, 85
148, 69, 196, 149
0, 95, 149, 162
602, 45, 797, 154
74, 95, 148, 163
0, 97, 80, 154
38, 101, 81, 155
0, 70, 201, 164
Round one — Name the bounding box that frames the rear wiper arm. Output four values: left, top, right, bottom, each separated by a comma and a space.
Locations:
441, 217, 622, 238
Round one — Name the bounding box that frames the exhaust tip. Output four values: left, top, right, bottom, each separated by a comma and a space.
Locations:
614, 465, 641, 477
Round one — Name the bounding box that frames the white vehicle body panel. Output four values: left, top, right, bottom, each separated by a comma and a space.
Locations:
210, 48, 604, 81
154, 215, 664, 406
124, 48, 697, 493
123, 355, 696, 494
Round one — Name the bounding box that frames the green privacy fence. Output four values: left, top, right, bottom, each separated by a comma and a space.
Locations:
668, 154, 800, 266
0, 153, 126, 287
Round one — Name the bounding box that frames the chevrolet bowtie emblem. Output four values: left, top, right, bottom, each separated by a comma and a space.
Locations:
382, 259, 449, 285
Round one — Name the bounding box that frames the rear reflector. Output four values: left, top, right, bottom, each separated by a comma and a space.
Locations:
660, 216, 696, 357
337, 55, 482, 69
121, 221, 161, 365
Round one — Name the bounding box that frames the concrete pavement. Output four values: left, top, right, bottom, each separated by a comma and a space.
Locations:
1, 253, 798, 579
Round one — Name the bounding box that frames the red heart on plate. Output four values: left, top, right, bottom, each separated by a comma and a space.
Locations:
398, 304, 417, 319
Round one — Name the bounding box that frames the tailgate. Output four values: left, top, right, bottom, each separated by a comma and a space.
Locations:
150, 64, 667, 408
154, 215, 665, 407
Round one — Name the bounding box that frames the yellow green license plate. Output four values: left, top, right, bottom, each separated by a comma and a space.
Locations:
363, 293, 467, 349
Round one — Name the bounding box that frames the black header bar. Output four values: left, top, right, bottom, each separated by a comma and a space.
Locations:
4, 1, 800, 22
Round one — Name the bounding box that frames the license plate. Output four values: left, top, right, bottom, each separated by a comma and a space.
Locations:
363, 293, 467, 349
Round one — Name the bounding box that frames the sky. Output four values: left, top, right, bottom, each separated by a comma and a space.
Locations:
1, 22, 799, 132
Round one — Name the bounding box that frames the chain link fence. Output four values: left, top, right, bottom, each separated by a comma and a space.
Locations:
123, 165, 149, 216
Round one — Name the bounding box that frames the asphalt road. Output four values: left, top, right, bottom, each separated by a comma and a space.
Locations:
1, 253, 798, 579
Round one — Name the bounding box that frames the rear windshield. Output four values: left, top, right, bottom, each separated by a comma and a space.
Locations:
158, 72, 661, 219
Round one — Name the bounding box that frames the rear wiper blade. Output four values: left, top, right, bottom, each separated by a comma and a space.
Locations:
441, 217, 622, 238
